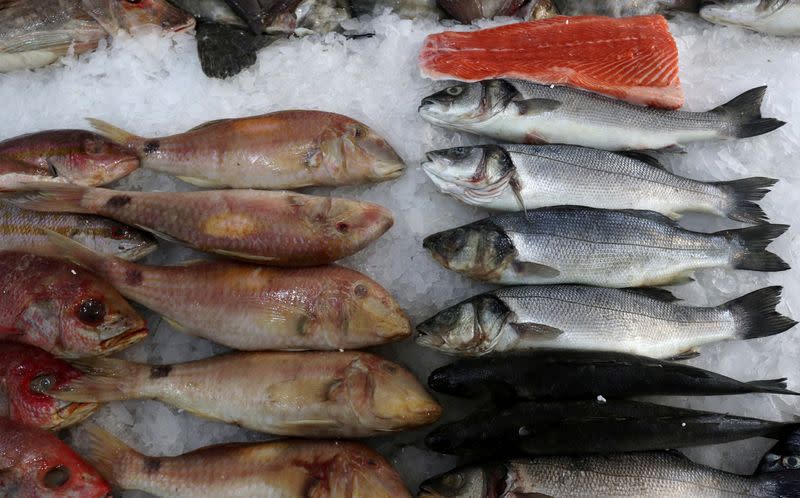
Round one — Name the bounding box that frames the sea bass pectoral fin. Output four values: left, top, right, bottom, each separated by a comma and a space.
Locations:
509, 322, 563, 338
513, 98, 562, 115
620, 287, 681, 302
512, 261, 560, 278
666, 349, 701, 361
619, 151, 669, 170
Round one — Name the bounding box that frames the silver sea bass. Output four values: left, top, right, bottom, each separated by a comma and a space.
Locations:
423, 144, 776, 223
415, 285, 796, 358
418, 80, 785, 150
701, 0, 800, 36
550, 0, 700, 16
422, 207, 789, 286
418, 449, 800, 498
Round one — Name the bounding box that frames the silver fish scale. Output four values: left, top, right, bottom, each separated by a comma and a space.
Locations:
553, 0, 699, 17
491, 285, 733, 357
508, 80, 734, 136
0, 1, 86, 38
507, 452, 775, 497
502, 145, 724, 215
489, 208, 732, 286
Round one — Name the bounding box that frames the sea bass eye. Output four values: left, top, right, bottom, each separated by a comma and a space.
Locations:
43, 465, 70, 489
29, 373, 57, 394
783, 456, 800, 469
446, 86, 464, 96
77, 298, 106, 325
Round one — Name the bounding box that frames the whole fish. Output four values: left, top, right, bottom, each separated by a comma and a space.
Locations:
0, 201, 156, 260
0, 251, 147, 358
0, 417, 111, 498
701, 0, 800, 36
419, 438, 800, 498
422, 207, 789, 286
51, 351, 441, 437
418, 80, 785, 151
423, 144, 776, 223
80, 424, 412, 497
0, 0, 195, 72
0, 342, 98, 431
416, 286, 796, 358
42, 231, 411, 350
0, 130, 140, 186
88, 111, 405, 189
551, 0, 700, 16
424, 399, 796, 455
428, 349, 798, 400
2, 180, 393, 265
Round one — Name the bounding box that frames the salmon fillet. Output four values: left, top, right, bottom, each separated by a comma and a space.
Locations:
419, 15, 683, 109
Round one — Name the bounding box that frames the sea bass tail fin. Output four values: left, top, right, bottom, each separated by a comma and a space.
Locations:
714, 177, 777, 224
724, 286, 797, 340
82, 424, 144, 486
745, 378, 799, 396
0, 179, 94, 214
713, 86, 786, 139
721, 224, 790, 271
49, 357, 144, 402
87, 118, 145, 151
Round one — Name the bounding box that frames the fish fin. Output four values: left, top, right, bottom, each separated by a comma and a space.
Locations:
163, 316, 189, 332
509, 175, 526, 213
82, 424, 143, 486
279, 419, 342, 430
175, 175, 224, 188
665, 350, 700, 361
134, 225, 184, 245
509, 322, 563, 338
713, 177, 777, 224
196, 21, 265, 79
620, 287, 680, 302
724, 286, 797, 340
48, 357, 142, 402
618, 151, 667, 170
745, 378, 798, 396
720, 224, 790, 272
712, 86, 786, 139
187, 118, 232, 132
510, 494, 555, 498
42, 229, 121, 280
512, 261, 560, 278
212, 248, 278, 262
86, 118, 144, 149
0, 179, 94, 215
616, 209, 680, 228
513, 98, 561, 115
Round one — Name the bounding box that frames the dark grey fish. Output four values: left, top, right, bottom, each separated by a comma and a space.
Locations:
424, 399, 797, 456
422, 207, 789, 286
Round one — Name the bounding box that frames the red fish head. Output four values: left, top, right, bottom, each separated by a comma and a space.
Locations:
0, 418, 111, 498
0, 342, 98, 430
116, 0, 197, 32
339, 121, 406, 182
56, 132, 140, 186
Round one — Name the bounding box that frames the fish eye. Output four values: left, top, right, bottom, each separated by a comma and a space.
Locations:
125, 0, 142, 4
354, 284, 368, 298
110, 225, 132, 240
451, 147, 469, 158
29, 373, 57, 394
353, 126, 366, 139
783, 456, 800, 469
336, 222, 349, 233
77, 299, 106, 326
442, 472, 464, 489
43, 465, 70, 489
446, 86, 464, 96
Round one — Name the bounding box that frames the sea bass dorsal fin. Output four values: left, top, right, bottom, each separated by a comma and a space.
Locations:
621, 287, 680, 302
513, 98, 561, 115
619, 151, 667, 170
510, 322, 563, 338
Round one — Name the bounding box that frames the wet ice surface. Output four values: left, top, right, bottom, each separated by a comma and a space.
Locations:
1, 11, 799, 495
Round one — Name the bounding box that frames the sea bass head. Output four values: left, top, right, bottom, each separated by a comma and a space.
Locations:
416, 294, 509, 355
700, 0, 798, 35
419, 80, 517, 127
0, 342, 98, 431
0, 418, 111, 498
83, 0, 196, 34
0, 130, 140, 186
423, 218, 515, 281
316, 117, 406, 183
423, 145, 517, 206
7, 253, 148, 358
418, 462, 508, 498
336, 354, 442, 432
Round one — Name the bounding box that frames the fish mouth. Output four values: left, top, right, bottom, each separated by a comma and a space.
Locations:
45, 401, 100, 430
117, 238, 159, 261
417, 485, 444, 498
415, 325, 445, 348
100, 328, 148, 353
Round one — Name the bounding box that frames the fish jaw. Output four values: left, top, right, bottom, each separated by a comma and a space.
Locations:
97, 327, 149, 355
343, 127, 407, 183
44, 400, 100, 431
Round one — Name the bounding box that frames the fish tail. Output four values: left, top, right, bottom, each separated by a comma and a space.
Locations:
745, 378, 799, 395
714, 177, 778, 224
720, 223, 790, 271
713, 86, 786, 139
723, 286, 797, 340
87, 118, 145, 151
82, 423, 143, 487
49, 357, 144, 402
0, 179, 94, 214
